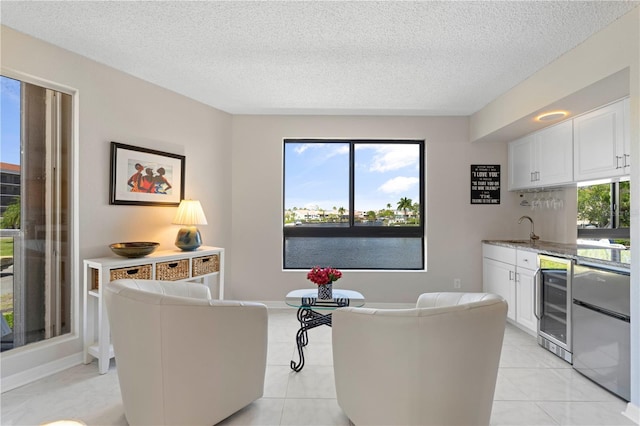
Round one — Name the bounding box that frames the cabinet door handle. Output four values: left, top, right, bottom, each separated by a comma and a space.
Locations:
530, 172, 535, 182
624, 154, 630, 168
616, 156, 624, 169
167, 262, 179, 268
509, 270, 514, 281
126, 268, 139, 275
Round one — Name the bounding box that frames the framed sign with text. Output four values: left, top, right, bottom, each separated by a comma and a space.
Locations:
471, 165, 500, 205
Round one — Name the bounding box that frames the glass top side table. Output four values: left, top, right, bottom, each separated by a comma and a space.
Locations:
285, 288, 365, 371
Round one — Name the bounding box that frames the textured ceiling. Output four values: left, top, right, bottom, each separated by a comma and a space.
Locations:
2, 1, 638, 115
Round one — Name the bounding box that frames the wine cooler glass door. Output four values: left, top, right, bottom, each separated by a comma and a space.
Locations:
537, 255, 573, 362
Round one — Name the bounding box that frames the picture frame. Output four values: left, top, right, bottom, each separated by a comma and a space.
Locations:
109, 141, 185, 206
470, 164, 500, 205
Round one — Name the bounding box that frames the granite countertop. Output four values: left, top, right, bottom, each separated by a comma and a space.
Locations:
483, 239, 631, 270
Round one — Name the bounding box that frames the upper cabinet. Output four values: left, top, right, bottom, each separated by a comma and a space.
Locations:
574, 98, 630, 181
508, 134, 534, 190
508, 98, 629, 190
508, 120, 573, 190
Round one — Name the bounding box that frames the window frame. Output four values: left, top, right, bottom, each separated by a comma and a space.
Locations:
577, 180, 630, 241
0, 70, 79, 353
282, 139, 425, 270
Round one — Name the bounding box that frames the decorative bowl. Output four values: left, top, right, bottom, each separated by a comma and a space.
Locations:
109, 242, 159, 258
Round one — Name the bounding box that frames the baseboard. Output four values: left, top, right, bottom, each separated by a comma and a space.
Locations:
506, 318, 537, 337
623, 402, 640, 425
1, 352, 83, 393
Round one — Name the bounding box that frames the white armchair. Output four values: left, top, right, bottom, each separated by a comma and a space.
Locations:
332, 292, 507, 426
104, 279, 268, 426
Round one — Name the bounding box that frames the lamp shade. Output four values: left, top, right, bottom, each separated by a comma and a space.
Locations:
172, 200, 208, 226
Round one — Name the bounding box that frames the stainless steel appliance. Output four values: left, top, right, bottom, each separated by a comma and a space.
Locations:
572, 262, 630, 401
536, 255, 573, 363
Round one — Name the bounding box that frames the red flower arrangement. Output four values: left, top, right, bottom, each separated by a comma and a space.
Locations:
307, 266, 342, 286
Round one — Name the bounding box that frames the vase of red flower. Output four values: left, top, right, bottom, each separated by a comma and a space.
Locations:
307, 266, 342, 300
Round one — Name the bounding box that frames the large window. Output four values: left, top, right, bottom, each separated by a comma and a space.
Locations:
0, 75, 73, 352
283, 139, 424, 270
577, 178, 630, 247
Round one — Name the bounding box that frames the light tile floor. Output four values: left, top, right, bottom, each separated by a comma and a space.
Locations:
0, 309, 635, 426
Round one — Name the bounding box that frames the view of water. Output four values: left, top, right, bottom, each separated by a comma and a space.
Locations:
284, 237, 423, 270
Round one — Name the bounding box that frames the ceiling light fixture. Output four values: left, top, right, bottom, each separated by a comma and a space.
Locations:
535, 111, 568, 122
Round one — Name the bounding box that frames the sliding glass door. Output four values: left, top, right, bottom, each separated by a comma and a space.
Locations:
1, 75, 72, 351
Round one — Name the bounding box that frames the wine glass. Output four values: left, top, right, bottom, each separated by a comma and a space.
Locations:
531, 193, 542, 210
553, 193, 564, 210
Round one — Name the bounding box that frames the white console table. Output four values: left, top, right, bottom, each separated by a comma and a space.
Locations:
82, 246, 224, 374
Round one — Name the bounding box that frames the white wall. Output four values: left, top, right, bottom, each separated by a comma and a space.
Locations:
0, 26, 233, 386
229, 115, 546, 303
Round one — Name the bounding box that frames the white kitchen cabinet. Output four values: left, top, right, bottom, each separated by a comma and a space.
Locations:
508, 134, 535, 190
508, 120, 573, 190
574, 98, 630, 181
483, 243, 539, 335
483, 257, 516, 321
482, 244, 516, 321
515, 250, 538, 334
536, 121, 574, 187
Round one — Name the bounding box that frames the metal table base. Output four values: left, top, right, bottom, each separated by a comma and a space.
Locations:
290, 297, 350, 372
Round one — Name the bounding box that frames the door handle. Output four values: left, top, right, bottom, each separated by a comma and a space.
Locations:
534, 269, 541, 320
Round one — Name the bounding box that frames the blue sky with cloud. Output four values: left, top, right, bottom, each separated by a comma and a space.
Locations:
285, 142, 420, 212
1, 76, 21, 165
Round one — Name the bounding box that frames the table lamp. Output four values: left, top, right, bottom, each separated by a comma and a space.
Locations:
172, 199, 208, 251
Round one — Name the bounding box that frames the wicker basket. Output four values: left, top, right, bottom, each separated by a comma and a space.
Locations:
90, 267, 100, 291
107, 264, 153, 287
156, 259, 189, 281
192, 254, 219, 277
92, 264, 153, 289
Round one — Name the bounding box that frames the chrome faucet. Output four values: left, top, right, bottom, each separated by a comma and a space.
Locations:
518, 215, 540, 243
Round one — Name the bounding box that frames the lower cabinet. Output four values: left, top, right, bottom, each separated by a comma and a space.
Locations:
482, 244, 516, 321
515, 252, 538, 334
483, 257, 516, 321
483, 243, 538, 335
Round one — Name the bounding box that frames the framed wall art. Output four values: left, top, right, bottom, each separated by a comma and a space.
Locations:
470, 164, 500, 205
109, 141, 185, 206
